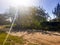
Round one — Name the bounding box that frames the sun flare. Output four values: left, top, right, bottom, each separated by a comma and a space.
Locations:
10, 0, 32, 7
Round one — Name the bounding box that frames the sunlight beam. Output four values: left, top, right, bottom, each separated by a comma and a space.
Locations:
3, 8, 17, 45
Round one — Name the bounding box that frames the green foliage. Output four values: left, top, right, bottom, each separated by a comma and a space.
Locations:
15, 7, 49, 29
4, 6, 49, 29
40, 22, 60, 31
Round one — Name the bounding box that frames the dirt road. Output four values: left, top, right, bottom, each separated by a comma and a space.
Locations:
9, 31, 60, 45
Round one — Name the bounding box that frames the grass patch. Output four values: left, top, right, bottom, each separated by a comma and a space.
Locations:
0, 31, 25, 45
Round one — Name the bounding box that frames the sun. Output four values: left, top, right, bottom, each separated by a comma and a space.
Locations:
10, 0, 32, 7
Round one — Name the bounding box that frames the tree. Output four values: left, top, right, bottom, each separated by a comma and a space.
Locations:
16, 6, 49, 29
4, 6, 49, 29
29, 7, 49, 29
53, 3, 60, 19
31, 7, 49, 22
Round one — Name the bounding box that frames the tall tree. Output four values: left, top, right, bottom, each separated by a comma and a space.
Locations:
53, 3, 60, 19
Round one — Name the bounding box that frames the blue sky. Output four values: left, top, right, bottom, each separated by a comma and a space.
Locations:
39, 0, 60, 19
0, 0, 60, 19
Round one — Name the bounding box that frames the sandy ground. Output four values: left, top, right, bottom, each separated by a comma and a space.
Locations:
8, 31, 60, 45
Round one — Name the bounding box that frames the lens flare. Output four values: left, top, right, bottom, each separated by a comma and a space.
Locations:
10, 0, 32, 6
